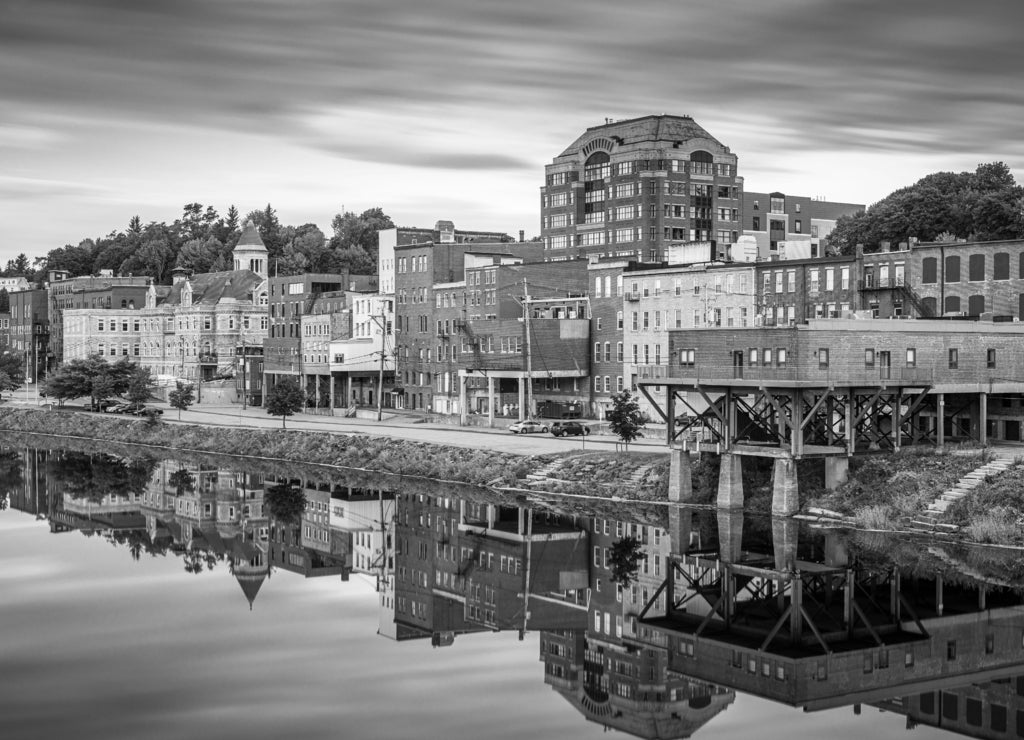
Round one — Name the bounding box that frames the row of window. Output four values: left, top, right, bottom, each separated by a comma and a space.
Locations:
921, 253, 1021, 283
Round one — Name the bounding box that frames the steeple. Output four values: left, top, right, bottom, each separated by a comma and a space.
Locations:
232, 219, 269, 279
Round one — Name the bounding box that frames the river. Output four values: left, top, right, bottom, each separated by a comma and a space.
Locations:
2, 442, 1021, 740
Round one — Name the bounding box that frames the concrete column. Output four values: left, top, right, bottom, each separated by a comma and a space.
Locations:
487, 376, 495, 428
936, 393, 945, 451
716, 453, 744, 509
824, 457, 849, 490
980, 392, 988, 446
667, 505, 692, 558
771, 517, 798, 573
771, 457, 799, 516
329, 374, 336, 413
346, 376, 353, 408
668, 448, 693, 503
459, 375, 468, 426
517, 375, 526, 420
717, 508, 744, 563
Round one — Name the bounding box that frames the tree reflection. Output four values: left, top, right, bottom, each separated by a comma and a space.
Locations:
46, 451, 157, 502
0, 449, 24, 507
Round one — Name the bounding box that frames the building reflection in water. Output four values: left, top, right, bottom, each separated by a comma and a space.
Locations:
7, 441, 1024, 739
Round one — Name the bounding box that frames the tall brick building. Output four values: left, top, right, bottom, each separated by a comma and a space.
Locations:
541, 115, 742, 264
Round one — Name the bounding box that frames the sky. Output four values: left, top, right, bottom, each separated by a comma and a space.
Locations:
2, 0, 1023, 267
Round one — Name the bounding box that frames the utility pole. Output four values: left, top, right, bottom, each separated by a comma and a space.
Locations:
372, 307, 387, 421
241, 338, 247, 411
523, 279, 533, 419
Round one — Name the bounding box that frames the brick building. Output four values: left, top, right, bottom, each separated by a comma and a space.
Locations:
46, 270, 150, 364
542, 115, 742, 264
741, 191, 863, 260
8, 288, 49, 384
393, 240, 543, 412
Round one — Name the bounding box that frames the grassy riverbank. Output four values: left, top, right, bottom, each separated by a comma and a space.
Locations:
0, 407, 665, 494
803, 446, 988, 527
0, 407, 536, 486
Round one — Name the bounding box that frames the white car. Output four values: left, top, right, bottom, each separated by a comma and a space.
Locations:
508, 419, 549, 434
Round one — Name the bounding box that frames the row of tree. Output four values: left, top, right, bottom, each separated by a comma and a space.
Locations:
826, 162, 1024, 255
1, 204, 395, 285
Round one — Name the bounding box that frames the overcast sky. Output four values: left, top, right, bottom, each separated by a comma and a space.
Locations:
2, 0, 1022, 266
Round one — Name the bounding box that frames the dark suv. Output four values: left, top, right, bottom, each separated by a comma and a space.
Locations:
550, 421, 590, 437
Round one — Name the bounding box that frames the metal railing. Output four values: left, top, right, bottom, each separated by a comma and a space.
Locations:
635, 362, 934, 385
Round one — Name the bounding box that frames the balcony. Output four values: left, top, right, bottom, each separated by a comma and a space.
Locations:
624, 292, 640, 302
860, 275, 906, 290
198, 352, 218, 364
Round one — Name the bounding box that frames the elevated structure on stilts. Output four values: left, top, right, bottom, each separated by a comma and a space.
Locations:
640, 318, 1024, 514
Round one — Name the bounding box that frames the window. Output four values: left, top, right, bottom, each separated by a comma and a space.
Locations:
906, 348, 916, 367
777, 349, 787, 368
995, 252, 1010, 280
968, 294, 985, 316
678, 349, 695, 367
945, 255, 961, 282
818, 348, 829, 369
616, 311, 623, 329
865, 348, 874, 367
921, 257, 938, 283
794, 219, 802, 233
752, 216, 761, 230
948, 348, 958, 369
969, 253, 986, 282
988, 349, 997, 368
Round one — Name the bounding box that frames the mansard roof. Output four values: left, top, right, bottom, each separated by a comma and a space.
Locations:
557, 114, 726, 159
159, 269, 264, 306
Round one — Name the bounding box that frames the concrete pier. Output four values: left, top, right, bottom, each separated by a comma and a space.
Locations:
668, 448, 693, 503
771, 457, 799, 516
716, 453, 744, 509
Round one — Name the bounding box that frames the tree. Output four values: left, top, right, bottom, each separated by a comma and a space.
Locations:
126, 365, 157, 405
167, 381, 195, 419
0, 350, 25, 396
608, 536, 645, 587
329, 207, 394, 273
265, 377, 305, 428
826, 162, 1024, 254
264, 482, 307, 525
607, 390, 645, 449
43, 354, 134, 408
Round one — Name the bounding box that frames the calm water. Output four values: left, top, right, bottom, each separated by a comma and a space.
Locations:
2, 441, 1021, 740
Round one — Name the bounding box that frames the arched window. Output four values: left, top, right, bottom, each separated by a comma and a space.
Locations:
944, 296, 961, 314
690, 150, 714, 176
921, 296, 937, 315
968, 295, 985, 316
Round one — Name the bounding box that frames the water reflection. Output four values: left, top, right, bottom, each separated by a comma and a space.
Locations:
4, 441, 1024, 739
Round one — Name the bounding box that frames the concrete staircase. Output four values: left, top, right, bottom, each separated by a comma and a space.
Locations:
909, 456, 1014, 533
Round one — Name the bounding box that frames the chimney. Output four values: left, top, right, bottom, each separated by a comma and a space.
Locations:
518, 230, 525, 243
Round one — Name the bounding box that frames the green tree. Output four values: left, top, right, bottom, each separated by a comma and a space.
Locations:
265, 377, 305, 428
608, 536, 644, 587
607, 390, 645, 449
247, 204, 285, 262
167, 381, 195, 419
264, 482, 307, 525
0, 288, 9, 313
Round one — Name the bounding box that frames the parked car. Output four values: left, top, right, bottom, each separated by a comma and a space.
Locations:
127, 404, 163, 416
550, 421, 590, 437
508, 419, 549, 434
105, 402, 134, 414
92, 399, 119, 412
